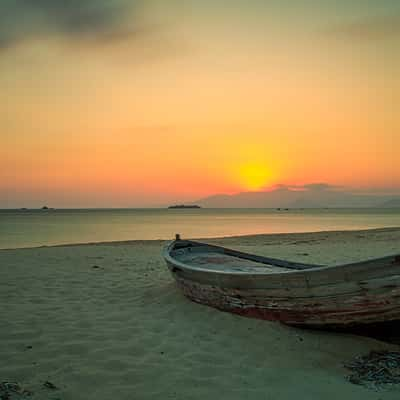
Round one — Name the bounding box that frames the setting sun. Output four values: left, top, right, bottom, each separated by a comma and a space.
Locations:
238, 163, 274, 191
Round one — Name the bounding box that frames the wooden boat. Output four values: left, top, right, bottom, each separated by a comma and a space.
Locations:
163, 235, 400, 327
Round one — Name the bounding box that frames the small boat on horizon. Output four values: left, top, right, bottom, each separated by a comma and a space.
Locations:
164, 235, 400, 327
168, 205, 201, 209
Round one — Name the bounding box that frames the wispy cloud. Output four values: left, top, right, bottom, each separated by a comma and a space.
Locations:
0, 0, 153, 50
272, 183, 339, 192
302, 183, 338, 191
325, 14, 400, 41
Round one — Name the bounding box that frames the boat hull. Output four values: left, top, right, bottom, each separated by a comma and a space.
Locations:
164, 240, 400, 327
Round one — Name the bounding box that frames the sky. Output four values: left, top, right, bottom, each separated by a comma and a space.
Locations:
0, 0, 399, 207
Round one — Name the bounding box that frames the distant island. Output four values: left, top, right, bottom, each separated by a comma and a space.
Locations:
168, 205, 201, 209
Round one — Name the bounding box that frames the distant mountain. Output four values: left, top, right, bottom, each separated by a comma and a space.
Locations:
380, 198, 400, 208
195, 185, 395, 208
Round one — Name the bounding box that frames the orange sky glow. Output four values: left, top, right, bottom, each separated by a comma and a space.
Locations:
0, 1, 399, 207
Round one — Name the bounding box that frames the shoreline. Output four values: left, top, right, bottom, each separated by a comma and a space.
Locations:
1, 226, 400, 251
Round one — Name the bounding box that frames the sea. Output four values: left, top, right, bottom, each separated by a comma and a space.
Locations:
0, 208, 399, 249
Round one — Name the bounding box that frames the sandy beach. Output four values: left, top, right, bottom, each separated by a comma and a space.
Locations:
1, 227, 400, 400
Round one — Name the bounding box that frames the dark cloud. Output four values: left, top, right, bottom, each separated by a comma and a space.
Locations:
0, 0, 147, 49
325, 14, 400, 41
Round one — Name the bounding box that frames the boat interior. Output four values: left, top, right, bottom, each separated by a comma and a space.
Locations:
169, 240, 319, 274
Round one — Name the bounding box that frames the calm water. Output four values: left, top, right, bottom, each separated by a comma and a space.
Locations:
0, 208, 399, 249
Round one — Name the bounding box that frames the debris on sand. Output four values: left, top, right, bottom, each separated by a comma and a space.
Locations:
344, 350, 400, 389
0, 381, 32, 398
43, 381, 58, 390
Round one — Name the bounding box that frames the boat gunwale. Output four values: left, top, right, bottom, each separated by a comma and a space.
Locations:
163, 239, 400, 277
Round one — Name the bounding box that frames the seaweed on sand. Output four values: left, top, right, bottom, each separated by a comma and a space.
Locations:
345, 350, 400, 389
